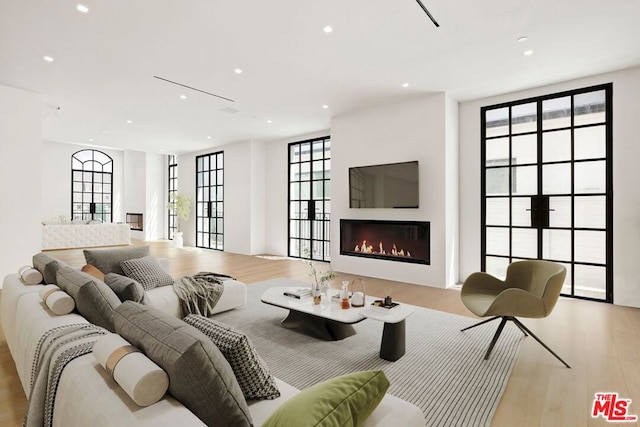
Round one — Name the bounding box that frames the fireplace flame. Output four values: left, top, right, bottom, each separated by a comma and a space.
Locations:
354, 240, 412, 258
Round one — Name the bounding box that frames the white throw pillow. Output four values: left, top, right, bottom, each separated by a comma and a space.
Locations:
39, 284, 75, 315
93, 333, 169, 407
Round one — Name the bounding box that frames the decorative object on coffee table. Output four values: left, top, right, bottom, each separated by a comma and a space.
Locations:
350, 278, 366, 307
384, 284, 393, 306
312, 282, 322, 305
304, 255, 336, 303
340, 281, 350, 309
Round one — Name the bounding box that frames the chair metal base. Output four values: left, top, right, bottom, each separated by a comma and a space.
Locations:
461, 316, 571, 368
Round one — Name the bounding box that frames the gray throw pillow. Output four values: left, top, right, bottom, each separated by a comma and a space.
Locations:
120, 256, 174, 290
184, 314, 280, 401
113, 301, 252, 427
104, 273, 145, 303
32, 253, 67, 284
56, 266, 121, 332
83, 246, 150, 275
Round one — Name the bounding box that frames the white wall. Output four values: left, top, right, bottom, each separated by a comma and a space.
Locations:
459, 65, 640, 308
144, 152, 165, 240
330, 94, 458, 288
122, 150, 165, 240
445, 94, 460, 286
0, 85, 42, 282
123, 150, 146, 240
249, 140, 267, 254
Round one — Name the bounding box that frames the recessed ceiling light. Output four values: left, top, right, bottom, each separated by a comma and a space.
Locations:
76, 4, 89, 13
180, 95, 187, 100
517, 36, 528, 43
88, 138, 94, 142
402, 83, 409, 88
234, 68, 243, 74
126, 120, 133, 124
266, 120, 273, 124
523, 50, 534, 56
206, 136, 212, 139
323, 25, 333, 33
322, 105, 329, 109
43, 55, 54, 62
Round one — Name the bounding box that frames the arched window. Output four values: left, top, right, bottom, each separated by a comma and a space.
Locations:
71, 149, 113, 222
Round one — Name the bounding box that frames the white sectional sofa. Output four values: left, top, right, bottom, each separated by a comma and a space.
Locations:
1, 250, 425, 427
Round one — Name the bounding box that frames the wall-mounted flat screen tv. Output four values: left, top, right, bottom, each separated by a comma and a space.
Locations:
349, 161, 419, 208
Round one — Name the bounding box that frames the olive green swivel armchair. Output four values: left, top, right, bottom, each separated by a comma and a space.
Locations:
460, 260, 570, 368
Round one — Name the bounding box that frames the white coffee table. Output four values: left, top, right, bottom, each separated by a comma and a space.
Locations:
260, 286, 414, 361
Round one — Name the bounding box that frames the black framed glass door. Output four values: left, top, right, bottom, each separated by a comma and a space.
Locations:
167, 155, 178, 239
195, 151, 224, 250
288, 136, 331, 261
481, 84, 613, 302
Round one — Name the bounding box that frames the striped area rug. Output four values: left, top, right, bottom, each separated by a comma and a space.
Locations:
214, 278, 523, 427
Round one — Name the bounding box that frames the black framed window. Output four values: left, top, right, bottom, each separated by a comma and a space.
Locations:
195, 151, 224, 250
168, 155, 177, 239
481, 83, 613, 303
288, 136, 331, 261
71, 149, 113, 222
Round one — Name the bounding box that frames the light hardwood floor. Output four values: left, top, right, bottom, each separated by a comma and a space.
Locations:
1, 240, 639, 426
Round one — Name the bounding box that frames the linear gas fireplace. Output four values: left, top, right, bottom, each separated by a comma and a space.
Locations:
340, 219, 430, 265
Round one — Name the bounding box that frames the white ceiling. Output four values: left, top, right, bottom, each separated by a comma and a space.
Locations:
1, 0, 639, 154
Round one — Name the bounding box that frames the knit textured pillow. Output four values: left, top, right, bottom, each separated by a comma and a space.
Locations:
120, 256, 174, 291
184, 314, 280, 401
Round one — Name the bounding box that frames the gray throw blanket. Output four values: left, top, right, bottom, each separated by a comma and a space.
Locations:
173, 271, 234, 317
24, 323, 108, 427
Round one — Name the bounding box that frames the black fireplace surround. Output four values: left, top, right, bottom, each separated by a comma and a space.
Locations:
340, 219, 430, 265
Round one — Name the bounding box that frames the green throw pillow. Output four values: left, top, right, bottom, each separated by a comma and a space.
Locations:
263, 370, 390, 427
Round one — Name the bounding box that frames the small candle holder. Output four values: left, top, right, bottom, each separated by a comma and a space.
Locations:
384, 284, 393, 306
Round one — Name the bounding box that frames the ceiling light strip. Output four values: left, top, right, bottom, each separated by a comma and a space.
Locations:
153, 76, 235, 102
414, 0, 440, 27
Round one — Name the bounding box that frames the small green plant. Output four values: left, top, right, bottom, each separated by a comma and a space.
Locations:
167, 193, 192, 232
303, 250, 337, 290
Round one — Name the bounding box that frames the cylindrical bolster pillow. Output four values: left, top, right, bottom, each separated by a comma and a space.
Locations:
38, 284, 75, 315
93, 333, 169, 407
18, 265, 43, 285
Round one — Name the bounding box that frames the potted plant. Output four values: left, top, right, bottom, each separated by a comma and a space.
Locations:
167, 193, 192, 247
